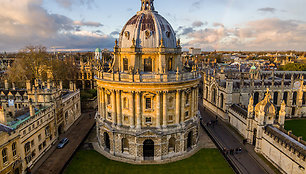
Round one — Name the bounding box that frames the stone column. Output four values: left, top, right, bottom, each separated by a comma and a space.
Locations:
101, 88, 105, 120
181, 91, 185, 124
111, 90, 117, 126
98, 88, 101, 116
156, 92, 161, 128
136, 92, 142, 129
130, 92, 135, 128
195, 88, 198, 115
191, 89, 194, 118
162, 91, 167, 128
175, 90, 181, 125
116, 90, 122, 126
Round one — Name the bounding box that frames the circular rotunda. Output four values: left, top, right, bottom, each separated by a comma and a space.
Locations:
95, 0, 201, 162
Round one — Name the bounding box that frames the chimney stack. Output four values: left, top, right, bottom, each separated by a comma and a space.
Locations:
60, 81, 63, 90
26, 80, 31, 91
0, 106, 6, 124
4, 80, 9, 90
29, 99, 35, 117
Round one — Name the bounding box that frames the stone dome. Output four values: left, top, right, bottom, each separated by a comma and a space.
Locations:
119, 0, 177, 49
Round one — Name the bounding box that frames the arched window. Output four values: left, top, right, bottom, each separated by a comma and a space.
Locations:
144, 58, 152, 72
12, 142, 17, 157
2, 148, 7, 163
292, 92, 297, 105
168, 137, 176, 153
122, 138, 129, 153
283, 92, 288, 104
220, 93, 224, 109
212, 88, 217, 104
205, 87, 208, 99
273, 92, 278, 105
123, 58, 129, 71
254, 92, 259, 105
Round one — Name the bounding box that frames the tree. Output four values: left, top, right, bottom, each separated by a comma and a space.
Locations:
6, 46, 78, 85
278, 63, 306, 71
7, 46, 48, 83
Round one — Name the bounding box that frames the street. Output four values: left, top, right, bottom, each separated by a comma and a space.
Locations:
199, 101, 276, 174
32, 111, 96, 174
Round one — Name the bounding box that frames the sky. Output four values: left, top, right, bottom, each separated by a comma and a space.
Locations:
0, 0, 306, 52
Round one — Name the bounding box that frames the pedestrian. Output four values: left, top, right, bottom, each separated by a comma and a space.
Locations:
235, 148, 239, 154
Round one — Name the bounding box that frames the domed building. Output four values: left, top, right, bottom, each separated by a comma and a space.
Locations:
95, 0, 201, 162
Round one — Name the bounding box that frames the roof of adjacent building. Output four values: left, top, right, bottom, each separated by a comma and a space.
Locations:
0, 123, 13, 133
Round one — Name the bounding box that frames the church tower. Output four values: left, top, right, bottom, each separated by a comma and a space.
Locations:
95, 0, 200, 162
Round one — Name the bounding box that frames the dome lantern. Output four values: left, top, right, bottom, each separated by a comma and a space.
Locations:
141, 0, 155, 11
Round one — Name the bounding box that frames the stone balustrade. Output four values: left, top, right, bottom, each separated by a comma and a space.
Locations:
95, 71, 200, 83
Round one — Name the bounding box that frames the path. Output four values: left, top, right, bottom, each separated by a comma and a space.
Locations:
199, 101, 275, 174
32, 111, 96, 174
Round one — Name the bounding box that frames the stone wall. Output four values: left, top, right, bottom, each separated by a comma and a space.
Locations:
261, 127, 306, 174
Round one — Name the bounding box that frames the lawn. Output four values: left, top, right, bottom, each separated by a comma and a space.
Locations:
285, 119, 306, 141
64, 149, 234, 174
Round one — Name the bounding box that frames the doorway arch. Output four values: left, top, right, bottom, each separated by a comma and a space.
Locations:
104, 132, 110, 152
187, 131, 193, 150
143, 139, 154, 160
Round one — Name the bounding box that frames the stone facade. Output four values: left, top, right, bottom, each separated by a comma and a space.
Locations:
0, 79, 81, 174
209, 88, 306, 174
203, 69, 306, 119
96, 0, 200, 162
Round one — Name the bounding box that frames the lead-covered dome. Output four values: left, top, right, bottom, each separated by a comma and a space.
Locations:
119, 0, 177, 49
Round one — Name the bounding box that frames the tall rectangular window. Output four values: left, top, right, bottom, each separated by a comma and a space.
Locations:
107, 94, 111, 105
168, 57, 173, 71
145, 98, 152, 109
123, 58, 129, 71
144, 58, 152, 72
12, 143, 17, 157
2, 148, 7, 163
283, 92, 288, 104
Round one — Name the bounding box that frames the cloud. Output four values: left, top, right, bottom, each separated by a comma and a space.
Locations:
192, 21, 207, 27
213, 23, 225, 28
73, 21, 103, 27
183, 18, 306, 51
190, 0, 203, 11
110, 31, 120, 37
0, 0, 113, 52
55, 0, 95, 9
258, 7, 276, 13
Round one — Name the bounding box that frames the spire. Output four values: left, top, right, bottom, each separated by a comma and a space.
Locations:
141, 0, 155, 11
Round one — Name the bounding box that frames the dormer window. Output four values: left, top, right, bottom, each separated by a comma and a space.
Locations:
144, 58, 152, 72
166, 31, 171, 38
123, 58, 129, 71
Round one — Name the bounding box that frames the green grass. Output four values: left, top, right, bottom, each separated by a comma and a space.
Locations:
285, 119, 306, 141
64, 149, 234, 174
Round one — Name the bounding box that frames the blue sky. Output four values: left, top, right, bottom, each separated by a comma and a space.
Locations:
0, 0, 305, 52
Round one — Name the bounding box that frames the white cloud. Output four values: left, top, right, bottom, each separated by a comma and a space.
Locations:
182, 18, 306, 51
0, 0, 113, 52
55, 0, 95, 9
